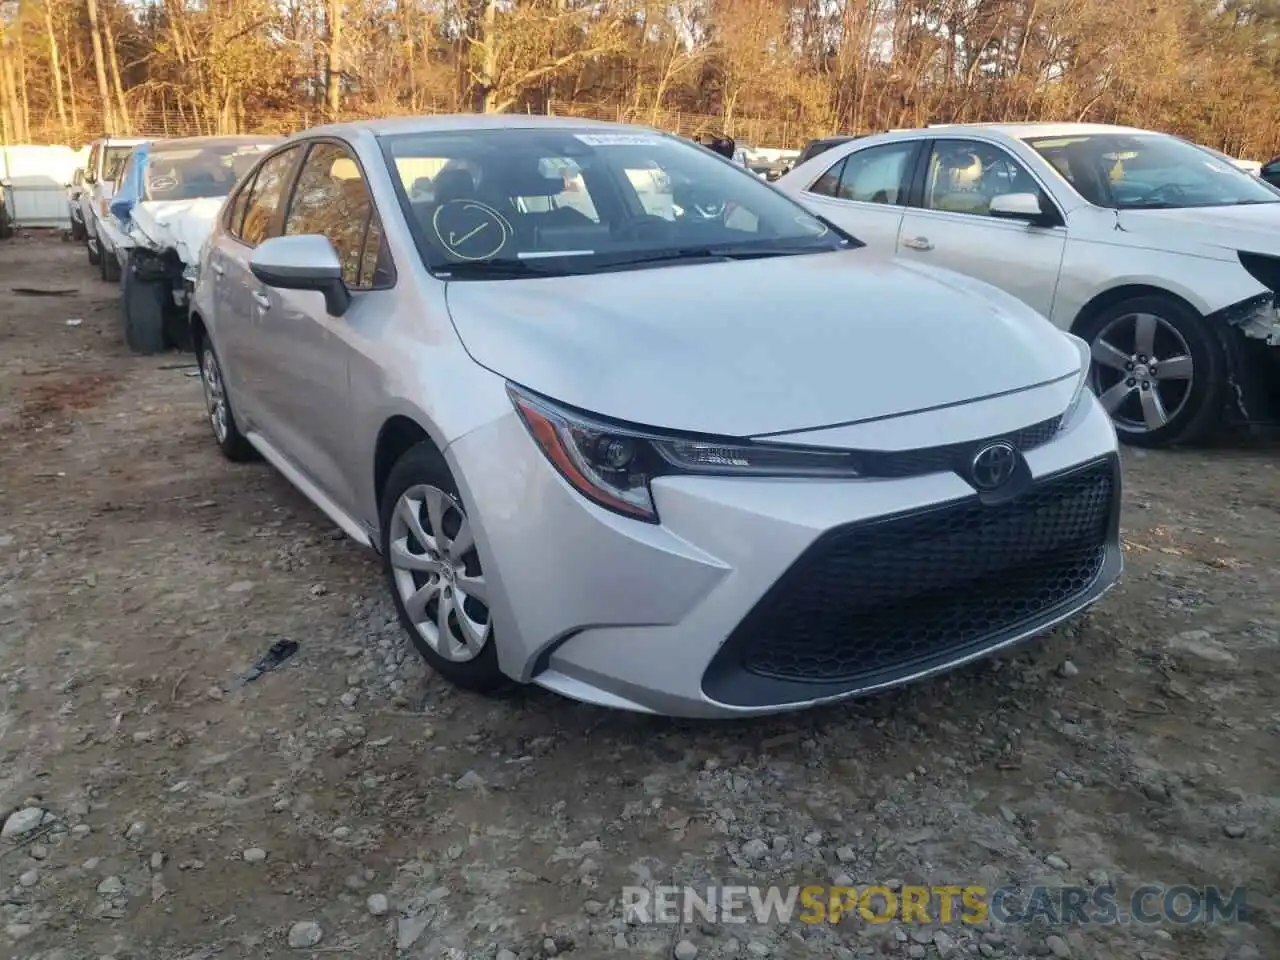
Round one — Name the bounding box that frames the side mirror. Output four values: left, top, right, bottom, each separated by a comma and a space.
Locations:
989, 192, 1050, 224
249, 234, 351, 317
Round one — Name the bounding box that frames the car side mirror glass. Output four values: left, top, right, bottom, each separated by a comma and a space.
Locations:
249, 234, 351, 317
989, 192, 1048, 222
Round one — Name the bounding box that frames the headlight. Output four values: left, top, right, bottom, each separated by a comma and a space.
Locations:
508, 385, 861, 523
1060, 332, 1092, 430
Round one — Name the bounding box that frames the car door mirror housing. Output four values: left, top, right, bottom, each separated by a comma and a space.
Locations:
989, 192, 1050, 223
249, 235, 351, 316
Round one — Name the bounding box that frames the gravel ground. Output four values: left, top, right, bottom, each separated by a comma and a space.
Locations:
0, 234, 1277, 960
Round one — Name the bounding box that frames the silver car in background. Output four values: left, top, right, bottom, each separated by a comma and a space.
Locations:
191, 115, 1121, 718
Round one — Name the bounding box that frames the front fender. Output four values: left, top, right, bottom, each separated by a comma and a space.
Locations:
1052, 241, 1269, 327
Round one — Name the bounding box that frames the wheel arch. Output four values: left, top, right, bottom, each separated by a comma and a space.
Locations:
189, 309, 206, 343
374, 414, 444, 509
1069, 284, 1203, 337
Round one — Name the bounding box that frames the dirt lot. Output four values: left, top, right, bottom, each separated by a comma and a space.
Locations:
0, 234, 1276, 960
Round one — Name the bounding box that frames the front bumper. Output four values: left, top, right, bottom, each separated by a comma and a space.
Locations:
446, 390, 1122, 718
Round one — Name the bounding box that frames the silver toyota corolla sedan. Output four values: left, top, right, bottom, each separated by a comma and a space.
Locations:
191, 115, 1123, 718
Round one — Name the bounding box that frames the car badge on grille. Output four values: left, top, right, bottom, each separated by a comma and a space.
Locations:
969, 441, 1018, 491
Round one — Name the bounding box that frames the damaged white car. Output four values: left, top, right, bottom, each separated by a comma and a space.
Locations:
777, 123, 1280, 447
104, 135, 281, 353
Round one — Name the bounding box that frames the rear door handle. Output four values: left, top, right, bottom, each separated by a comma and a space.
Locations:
250, 290, 271, 310
902, 236, 934, 251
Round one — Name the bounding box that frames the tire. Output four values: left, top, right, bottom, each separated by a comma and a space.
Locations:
379, 441, 506, 694
121, 258, 168, 355
1077, 294, 1227, 448
197, 341, 256, 462
100, 246, 121, 283
87, 237, 101, 266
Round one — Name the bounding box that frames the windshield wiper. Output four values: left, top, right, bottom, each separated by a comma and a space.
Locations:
584, 244, 841, 272
433, 259, 575, 280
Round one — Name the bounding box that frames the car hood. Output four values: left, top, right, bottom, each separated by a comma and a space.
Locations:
444, 251, 1081, 437
1116, 204, 1280, 260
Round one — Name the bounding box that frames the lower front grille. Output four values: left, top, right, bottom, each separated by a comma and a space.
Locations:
722, 457, 1117, 689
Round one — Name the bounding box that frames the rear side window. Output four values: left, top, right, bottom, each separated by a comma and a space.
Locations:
808, 157, 846, 197
834, 142, 916, 205
240, 146, 300, 246
225, 174, 256, 238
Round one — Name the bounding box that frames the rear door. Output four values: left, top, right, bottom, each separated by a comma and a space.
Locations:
210, 143, 304, 430
894, 137, 1068, 320
789, 139, 923, 251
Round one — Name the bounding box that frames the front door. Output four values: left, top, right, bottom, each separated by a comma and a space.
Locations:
895, 138, 1068, 321
258, 139, 395, 517
788, 140, 923, 252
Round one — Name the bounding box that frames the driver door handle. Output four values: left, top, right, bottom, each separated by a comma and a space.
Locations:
250, 290, 271, 311
902, 236, 934, 251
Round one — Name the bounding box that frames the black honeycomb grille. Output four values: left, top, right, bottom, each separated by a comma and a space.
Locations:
856, 416, 1061, 479
735, 458, 1115, 685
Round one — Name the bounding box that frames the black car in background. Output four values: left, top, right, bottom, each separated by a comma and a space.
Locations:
1262, 156, 1280, 188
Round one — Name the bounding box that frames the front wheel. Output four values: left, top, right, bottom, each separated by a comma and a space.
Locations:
380, 442, 506, 694
1078, 294, 1227, 447
121, 258, 167, 355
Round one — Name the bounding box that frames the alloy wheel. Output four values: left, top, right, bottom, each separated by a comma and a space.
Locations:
201, 346, 229, 444
1089, 312, 1194, 434
388, 484, 491, 662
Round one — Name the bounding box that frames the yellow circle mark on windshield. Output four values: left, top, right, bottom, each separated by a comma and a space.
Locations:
431, 199, 513, 262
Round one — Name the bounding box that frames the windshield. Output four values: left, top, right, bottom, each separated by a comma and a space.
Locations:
103, 146, 134, 183
145, 140, 279, 201
1026, 133, 1280, 209
378, 127, 851, 277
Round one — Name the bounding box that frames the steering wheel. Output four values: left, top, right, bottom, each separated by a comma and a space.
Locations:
614, 215, 678, 242
1140, 182, 1188, 204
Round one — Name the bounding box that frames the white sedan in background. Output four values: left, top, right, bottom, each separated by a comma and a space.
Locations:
777, 122, 1280, 447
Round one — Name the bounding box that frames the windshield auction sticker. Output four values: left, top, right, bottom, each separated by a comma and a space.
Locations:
573, 134, 663, 147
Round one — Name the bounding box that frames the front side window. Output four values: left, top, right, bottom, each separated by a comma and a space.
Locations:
379, 128, 853, 277
86, 145, 101, 182
240, 146, 301, 246
1026, 133, 1280, 209
102, 145, 134, 184
284, 142, 391, 288
923, 139, 1043, 217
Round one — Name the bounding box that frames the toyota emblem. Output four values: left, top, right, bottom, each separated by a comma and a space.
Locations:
970, 441, 1018, 491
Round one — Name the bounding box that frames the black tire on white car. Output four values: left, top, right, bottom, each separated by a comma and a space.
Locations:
379, 441, 506, 695
197, 341, 257, 462
1079, 294, 1227, 448
100, 246, 121, 283
121, 255, 167, 355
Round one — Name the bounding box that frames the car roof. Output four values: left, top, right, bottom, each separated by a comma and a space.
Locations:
148, 135, 284, 151
294, 113, 659, 141
919, 121, 1154, 140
